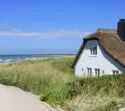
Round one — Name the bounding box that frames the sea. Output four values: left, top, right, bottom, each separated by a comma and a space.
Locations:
0, 54, 68, 64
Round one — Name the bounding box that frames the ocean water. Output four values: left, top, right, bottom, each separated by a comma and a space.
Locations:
0, 54, 65, 64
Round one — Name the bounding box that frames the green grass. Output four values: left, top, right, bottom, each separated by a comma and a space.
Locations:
0, 57, 76, 106
66, 76, 125, 111
0, 56, 125, 111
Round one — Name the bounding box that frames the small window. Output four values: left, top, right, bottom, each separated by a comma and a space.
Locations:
82, 68, 83, 71
90, 47, 97, 55
102, 70, 105, 74
95, 69, 100, 77
112, 70, 119, 74
87, 68, 92, 77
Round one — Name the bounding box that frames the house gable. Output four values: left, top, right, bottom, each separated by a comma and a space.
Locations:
72, 29, 125, 69
74, 40, 125, 77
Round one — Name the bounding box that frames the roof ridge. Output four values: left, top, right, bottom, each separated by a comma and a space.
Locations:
72, 28, 125, 69
97, 28, 117, 34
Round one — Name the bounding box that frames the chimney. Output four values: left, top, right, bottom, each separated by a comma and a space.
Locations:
117, 19, 125, 42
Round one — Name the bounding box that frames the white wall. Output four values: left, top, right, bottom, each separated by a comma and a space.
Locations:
75, 40, 125, 77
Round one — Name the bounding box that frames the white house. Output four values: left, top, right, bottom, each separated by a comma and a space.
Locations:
72, 19, 125, 77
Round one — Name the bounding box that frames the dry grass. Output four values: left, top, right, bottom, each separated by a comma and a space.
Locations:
0, 56, 125, 111
0, 57, 75, 107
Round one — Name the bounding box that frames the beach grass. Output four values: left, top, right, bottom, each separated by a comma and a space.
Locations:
0, 57, 76, 106
0, 56, 125, 110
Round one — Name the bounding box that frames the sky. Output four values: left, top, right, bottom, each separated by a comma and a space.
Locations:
0, 0, 125, 54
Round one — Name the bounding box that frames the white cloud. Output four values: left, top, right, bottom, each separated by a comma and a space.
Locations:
0, 24, 91, 38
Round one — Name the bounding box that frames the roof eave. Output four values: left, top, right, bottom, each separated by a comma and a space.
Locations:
72, 38, 99, 69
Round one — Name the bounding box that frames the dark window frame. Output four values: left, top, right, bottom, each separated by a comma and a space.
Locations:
90, 47, 97, 55
95, 68, 100, 77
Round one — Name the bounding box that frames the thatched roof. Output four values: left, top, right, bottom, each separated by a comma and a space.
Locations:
72, 28, 125, 68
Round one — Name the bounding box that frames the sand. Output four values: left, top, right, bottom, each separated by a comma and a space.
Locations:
119, 107, 125, 111
0, 84, 56, 111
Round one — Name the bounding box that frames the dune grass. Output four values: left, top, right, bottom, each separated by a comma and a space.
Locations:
0, 56, 125, 110
0, 57, 76, 106
66, 75, 125, 111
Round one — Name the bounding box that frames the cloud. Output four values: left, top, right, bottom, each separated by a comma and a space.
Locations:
0, 24, 91, 38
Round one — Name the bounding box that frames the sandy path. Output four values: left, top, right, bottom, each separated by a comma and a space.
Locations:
0, 84, 55, 111
119, 107, 125, 111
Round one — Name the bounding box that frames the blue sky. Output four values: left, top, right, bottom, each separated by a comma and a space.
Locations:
0, 0, 125, 54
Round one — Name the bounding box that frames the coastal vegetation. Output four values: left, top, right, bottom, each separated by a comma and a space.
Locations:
0, 56, 125, 111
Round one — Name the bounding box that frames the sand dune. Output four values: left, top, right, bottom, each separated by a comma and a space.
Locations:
0, 84, 55, 111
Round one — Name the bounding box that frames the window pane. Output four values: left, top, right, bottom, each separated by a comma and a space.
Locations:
116, 71, 119, 74
90, 47, 97, 55
112, 70, 119, 74
95, 69, 100, 77
94, 47, 97, 55
90, 48, 93, 55
112, 70, 115, 74
87, 68, 92, 77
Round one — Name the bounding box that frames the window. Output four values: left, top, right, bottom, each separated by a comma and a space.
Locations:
82, 68, 83, 71
102, 70, 105, 75
87, 68, 92, 77
95, 69, 100, 77
112, 70, 119, 74
90, 47, 97, 55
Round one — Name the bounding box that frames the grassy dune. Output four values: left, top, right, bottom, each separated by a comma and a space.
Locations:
0, 56, 125, 111
0, 57, 76, 107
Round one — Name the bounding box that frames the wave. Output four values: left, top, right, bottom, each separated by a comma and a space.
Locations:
0, 54, 64, 64
24, 57, 36, 60
0, 57, 37, 64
